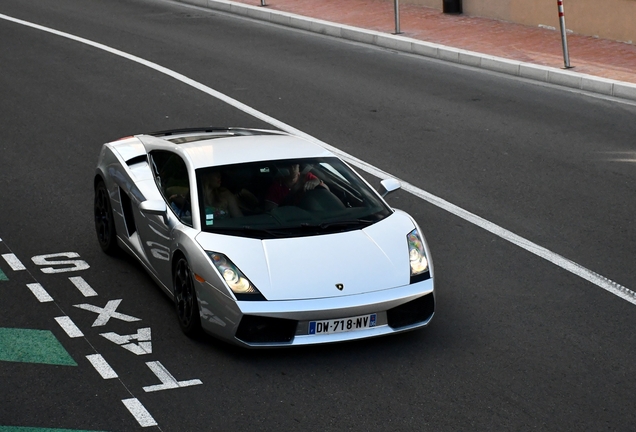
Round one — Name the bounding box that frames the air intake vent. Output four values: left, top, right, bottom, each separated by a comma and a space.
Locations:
235, 315, 298, 344
387, 294, 435, 329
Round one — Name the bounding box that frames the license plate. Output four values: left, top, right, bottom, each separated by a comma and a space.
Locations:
309, 313, 377, 335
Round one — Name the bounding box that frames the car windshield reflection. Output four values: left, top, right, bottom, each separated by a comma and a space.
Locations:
195, 157, 391, 238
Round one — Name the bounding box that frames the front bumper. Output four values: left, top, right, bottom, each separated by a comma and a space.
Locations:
229, 278, 434, 348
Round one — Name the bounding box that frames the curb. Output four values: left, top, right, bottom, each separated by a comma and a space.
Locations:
178, 0, 636, 102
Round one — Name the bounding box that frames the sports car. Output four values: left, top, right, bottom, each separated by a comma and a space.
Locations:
94, 127, 434, 347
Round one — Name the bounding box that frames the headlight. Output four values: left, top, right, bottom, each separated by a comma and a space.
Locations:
407, 229, 430, 282
207, 252, 264, 299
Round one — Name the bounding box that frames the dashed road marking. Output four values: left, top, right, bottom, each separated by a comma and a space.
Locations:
2, 253, 25, 271
26, 283, 54, 303
54, 316, 85, 338
69, 276, 98, 297
86, 353, 118, 379
121, 398, 158, 427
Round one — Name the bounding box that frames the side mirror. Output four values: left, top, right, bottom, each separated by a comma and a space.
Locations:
139, 200, 168, 224
380, 178, 401, 197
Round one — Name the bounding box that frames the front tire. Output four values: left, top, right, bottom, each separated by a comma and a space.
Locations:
173, 257, 201, 336
94, 180, 119, 255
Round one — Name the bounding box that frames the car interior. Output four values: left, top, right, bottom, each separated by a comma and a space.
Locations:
194, 157, 391, 236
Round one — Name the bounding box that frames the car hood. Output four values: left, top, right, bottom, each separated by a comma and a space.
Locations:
195, 211, 416, 301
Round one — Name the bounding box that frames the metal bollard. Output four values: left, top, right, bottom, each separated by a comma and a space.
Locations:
260, 0, 266, 6
557, 0, 572, 68
394, 0, 401, 34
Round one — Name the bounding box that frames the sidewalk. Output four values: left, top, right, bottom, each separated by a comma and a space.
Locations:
232, 0, 636, 85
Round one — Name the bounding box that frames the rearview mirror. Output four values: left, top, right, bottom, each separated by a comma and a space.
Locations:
380, 178, 401, 197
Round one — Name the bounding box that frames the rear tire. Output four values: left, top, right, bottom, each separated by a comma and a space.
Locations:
173, 257, 202, 336
94, 180, 119, 255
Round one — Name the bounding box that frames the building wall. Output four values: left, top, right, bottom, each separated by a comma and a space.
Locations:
411, 0, 439, 9
464, 0, 511, 21
403, 0, 636, 44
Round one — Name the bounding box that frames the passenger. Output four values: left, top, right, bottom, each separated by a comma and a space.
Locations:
264, 164, 327, 210
202, 171, 243, 223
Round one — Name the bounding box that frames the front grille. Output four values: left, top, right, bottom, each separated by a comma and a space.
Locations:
386, 294, 435, 329
235, 315, 298, 344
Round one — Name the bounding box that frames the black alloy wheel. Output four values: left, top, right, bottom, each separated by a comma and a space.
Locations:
174, 257, 201, 336
94, 180, 119, 255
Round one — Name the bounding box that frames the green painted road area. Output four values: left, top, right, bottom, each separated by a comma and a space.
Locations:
0, 328, 76, 366
0, 268, 7, 281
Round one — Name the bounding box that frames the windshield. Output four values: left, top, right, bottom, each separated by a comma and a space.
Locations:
195, 157, 392, 238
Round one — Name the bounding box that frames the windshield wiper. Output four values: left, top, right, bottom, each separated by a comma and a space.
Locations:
210, 226, 289, 237
301, 218, 375, 230
208, 219, 376, 237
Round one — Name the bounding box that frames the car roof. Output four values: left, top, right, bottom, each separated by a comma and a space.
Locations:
135, 128, 334, 169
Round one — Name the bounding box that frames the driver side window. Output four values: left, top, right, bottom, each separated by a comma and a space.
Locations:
149, 150, 192, 226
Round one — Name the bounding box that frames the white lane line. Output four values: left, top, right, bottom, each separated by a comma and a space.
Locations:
54, 316, 85, 338
0, 13, 634, 305
86, 354, 119, 379
122, 398, 158, 428
69, 276, 98, 297
26, 283, 54, 302
395, 181, 636, 305
2, 253, 26, 271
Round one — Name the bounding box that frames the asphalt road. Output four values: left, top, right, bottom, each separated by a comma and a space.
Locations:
0, 0, 635, 430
